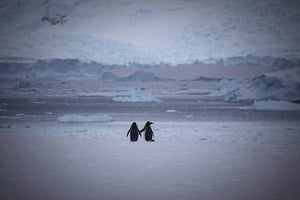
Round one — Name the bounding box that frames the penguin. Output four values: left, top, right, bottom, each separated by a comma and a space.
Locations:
126, 122, 142, 142
140, 121, 155, 142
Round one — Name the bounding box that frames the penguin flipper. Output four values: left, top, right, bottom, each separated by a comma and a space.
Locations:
126, 129, 130, 137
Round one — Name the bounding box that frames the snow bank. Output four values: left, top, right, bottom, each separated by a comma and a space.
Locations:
112, 88, 160, 102
57, 114, 112, 123
240, 100, 300, 111
218, 70, 300, 102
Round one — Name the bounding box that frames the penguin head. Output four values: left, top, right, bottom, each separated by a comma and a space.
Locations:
146, 121, 154, 126
131, 122, 137, 128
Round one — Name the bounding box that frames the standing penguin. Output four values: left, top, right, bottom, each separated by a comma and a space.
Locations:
126, 122, 142, 142
140, 121, 155, 142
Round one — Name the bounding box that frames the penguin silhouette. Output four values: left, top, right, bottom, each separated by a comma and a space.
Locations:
126, 122, 141, 142
140, 121, 155, 142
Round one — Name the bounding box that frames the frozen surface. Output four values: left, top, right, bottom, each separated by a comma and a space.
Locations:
0, 135, 299, 200
57, 114, 112, 123
240, 100, 300, 111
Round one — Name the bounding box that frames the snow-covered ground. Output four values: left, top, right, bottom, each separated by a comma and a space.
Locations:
0, 135, 299, 200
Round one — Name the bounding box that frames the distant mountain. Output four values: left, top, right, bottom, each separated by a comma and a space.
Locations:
0, 0, 299, 64
0, 56, 299, 80
219, 54, 300, 72
0, 34, 159, 65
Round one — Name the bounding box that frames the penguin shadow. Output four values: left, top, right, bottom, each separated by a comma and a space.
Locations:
126, 121, 155, 142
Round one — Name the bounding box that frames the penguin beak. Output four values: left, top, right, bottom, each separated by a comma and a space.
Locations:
150, 122, 154, 124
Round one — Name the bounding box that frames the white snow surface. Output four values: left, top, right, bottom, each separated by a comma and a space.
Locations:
0, 135, 299, 200
112, 88, 160, 102
57, 114, 112, 123
240, 100, 300, 111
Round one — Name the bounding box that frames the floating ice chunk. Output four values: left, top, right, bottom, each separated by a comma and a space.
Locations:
240, 100, 300, 111
16, 113, 24, 116
166, 110, 177, 113
57, 114, 112, 123
45, 112, 53, 115
112, 88, 160, 102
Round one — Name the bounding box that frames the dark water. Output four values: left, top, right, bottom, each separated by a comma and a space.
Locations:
1, 96, 300, 123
